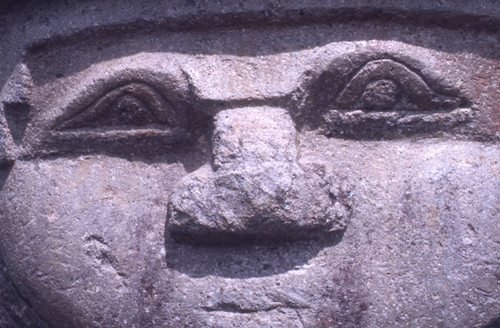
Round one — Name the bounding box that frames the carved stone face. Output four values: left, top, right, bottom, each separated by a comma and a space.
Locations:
0, 2, 499, 328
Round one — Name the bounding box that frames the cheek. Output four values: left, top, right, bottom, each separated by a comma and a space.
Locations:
0, 156, 185, 326
303, 139, 500, 322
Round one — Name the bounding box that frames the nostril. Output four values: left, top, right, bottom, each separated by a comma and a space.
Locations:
328, 191, 337, 202
167, 107, 352, 245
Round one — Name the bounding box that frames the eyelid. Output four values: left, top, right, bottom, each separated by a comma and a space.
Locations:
55, 81, 185, 131
46, 65, 193, 129
335, 59, 463, 111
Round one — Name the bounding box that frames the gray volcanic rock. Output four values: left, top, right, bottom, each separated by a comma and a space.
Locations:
0, 1, 499, 328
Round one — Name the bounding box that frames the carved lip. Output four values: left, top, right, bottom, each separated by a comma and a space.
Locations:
199, 302, 309, 314
197, 289, 311, 314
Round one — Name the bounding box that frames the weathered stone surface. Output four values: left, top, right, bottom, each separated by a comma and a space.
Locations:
168, 107, 351, 244
0, 1, 499, 328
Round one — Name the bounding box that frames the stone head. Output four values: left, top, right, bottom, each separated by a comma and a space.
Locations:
0, 1, 499, 327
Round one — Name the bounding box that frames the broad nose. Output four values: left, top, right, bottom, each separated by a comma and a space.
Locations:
167, 107, 351, 245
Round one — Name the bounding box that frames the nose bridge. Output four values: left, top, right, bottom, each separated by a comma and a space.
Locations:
167, 106, 351, 245
211, 106, 298, 171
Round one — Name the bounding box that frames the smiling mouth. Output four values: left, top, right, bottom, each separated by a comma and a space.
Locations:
198, 290, 311, 314
200, 302, 309, 314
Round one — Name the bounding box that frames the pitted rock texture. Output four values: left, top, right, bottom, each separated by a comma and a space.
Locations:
0, 1, 499, 328
168, 107, 351, 244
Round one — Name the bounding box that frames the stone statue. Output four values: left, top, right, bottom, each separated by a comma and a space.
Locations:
0, 1, 499, 327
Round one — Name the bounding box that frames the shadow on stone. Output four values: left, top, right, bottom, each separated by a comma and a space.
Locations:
164, 230, 344, 279
0, 254, 49, 328
0, 162, 13, 190
3, 102, 31, 145
484, 316, 500, 328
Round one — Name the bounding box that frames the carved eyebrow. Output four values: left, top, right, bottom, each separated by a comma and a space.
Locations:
335, 59, 462, 111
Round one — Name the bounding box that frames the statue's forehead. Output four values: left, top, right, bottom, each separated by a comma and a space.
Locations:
23, 22, 497, 102
3, 2, 500, 108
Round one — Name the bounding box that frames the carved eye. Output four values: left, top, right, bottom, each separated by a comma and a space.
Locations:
43, 81, 196, 157
320, 59, 472, 139
57, 82, 183, 131
335, 59, 462, 111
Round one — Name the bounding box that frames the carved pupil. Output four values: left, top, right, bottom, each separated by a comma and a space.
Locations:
90, 93, 158, 128
115, 94, 155, 125
360, 79, 399, 111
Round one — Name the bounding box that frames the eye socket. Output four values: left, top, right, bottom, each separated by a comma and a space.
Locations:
57, 82, 184, 131
335, 59, 462, 111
